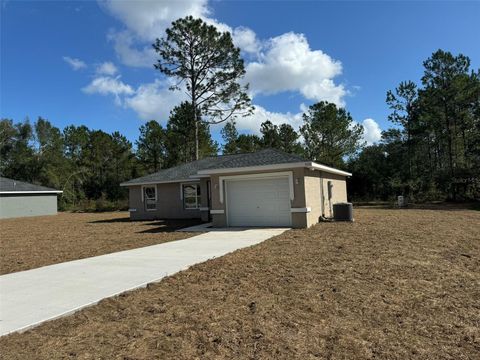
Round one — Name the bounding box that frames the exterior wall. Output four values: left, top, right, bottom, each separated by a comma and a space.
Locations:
303, 169, 322, 227
126, 169, 348, 225
320, 172, 348, 218
128, 181, 208, 221
209, 168, 309, 228
0, 194, 58, 219
199, 178, 210, 222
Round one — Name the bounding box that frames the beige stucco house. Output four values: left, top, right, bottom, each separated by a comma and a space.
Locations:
121, 149, 351, 228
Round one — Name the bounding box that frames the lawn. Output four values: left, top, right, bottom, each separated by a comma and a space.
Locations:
0, 212, 199, 275
1, 207, 479, 359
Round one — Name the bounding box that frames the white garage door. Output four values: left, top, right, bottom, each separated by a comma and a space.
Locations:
226, 177, 291, 227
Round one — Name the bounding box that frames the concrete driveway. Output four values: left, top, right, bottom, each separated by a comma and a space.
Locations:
0, 228, 287, 337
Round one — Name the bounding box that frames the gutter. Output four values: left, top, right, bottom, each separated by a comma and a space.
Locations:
120, 178, 201, 187
307, 162, 352, 177
0, 191, 63, 194
196, 161, 352, 177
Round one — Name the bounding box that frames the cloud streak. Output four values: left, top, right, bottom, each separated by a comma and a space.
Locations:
95, 61, 118, 76
82, 76, 134, 96
63, 56, 87, 70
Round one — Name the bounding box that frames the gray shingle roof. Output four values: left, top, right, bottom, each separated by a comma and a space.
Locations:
121, 149, 308, 186
0, 177, 62, 193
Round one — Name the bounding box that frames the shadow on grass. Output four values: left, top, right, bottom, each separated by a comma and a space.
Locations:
355, 202, 480, 211
139, 219, 205, 233
88, 217, 205, 232
89, 217, 132, 223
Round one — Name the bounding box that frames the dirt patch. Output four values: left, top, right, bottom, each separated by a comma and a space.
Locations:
0, 212, 199, 275
1, 208, 479, 359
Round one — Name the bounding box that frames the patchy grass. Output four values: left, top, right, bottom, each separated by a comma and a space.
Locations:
1, 208, 479, 359
0, 212, 199, 275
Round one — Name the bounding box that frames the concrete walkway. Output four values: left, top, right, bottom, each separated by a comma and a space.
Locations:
0, 228, 287, 337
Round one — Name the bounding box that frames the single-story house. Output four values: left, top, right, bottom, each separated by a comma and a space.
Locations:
121, 149, 351, 228
0, 177, 63, 219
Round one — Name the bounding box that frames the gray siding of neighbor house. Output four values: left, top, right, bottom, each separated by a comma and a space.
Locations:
128, 182, 209, 221
0, 194, 58, 219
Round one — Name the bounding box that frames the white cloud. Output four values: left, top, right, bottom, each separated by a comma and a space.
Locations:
222, 104, 303, 134
100, 0, 209, 41
96, 61, 118, 76
101, 0, 211, 68
124, 79, 187, 122
81, 71, 185, 121
82, 76, 134, 105
101, 0, 261, 67
361, 118, 382, 145
232, 27, 260, 54
63, 56, 87, 70
107, 29, 159, 68
244, 32, 346, 106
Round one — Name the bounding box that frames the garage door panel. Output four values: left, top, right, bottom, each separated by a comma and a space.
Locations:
226, 177, 291, 227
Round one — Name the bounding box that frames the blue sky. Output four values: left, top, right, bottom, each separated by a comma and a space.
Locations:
1, 0, 479, 146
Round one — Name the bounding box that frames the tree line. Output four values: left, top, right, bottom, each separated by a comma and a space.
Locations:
349, 50, 480, 202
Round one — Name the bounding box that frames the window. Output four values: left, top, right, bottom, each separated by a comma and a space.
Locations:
183, 184, 201, 209
143, 186, 157, 211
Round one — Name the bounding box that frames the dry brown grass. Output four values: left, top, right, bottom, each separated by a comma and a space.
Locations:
0, 212, 199, 275
1, 208, 479, 359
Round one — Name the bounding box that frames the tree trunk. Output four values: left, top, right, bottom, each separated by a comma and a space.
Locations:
195, 117, 199, 160
444, 103, 456, 200
192, 98, 199, 161
188, 32, 199, 161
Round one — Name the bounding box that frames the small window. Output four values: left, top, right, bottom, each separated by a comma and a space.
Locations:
143, 186, 157, 211
183, 184, 201, 209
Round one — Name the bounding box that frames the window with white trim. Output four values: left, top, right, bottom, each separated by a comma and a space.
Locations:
143, 186, 157, 211
183, 184, 201, 209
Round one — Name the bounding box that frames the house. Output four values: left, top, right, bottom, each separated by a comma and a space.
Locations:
121, 149, 351, 228
0, 177, 63, 219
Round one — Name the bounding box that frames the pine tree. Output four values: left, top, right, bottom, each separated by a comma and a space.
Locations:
165, 102, 218, 166
136, 121, 166, 173
300, 101, 364, 168
153, 16, 253, 159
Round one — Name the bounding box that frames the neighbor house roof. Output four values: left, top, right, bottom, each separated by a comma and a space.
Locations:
121, 148, 351, 186
0, 177, 63, 194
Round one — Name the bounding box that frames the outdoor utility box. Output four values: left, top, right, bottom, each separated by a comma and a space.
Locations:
333, 203, 354, 221
397, 195, 407, 207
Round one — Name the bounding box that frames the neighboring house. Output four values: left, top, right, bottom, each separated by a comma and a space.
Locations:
0, 177, 63, 219
121, 149, 351, 228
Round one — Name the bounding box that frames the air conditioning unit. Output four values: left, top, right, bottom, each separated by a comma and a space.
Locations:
333, 202, 354, 221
